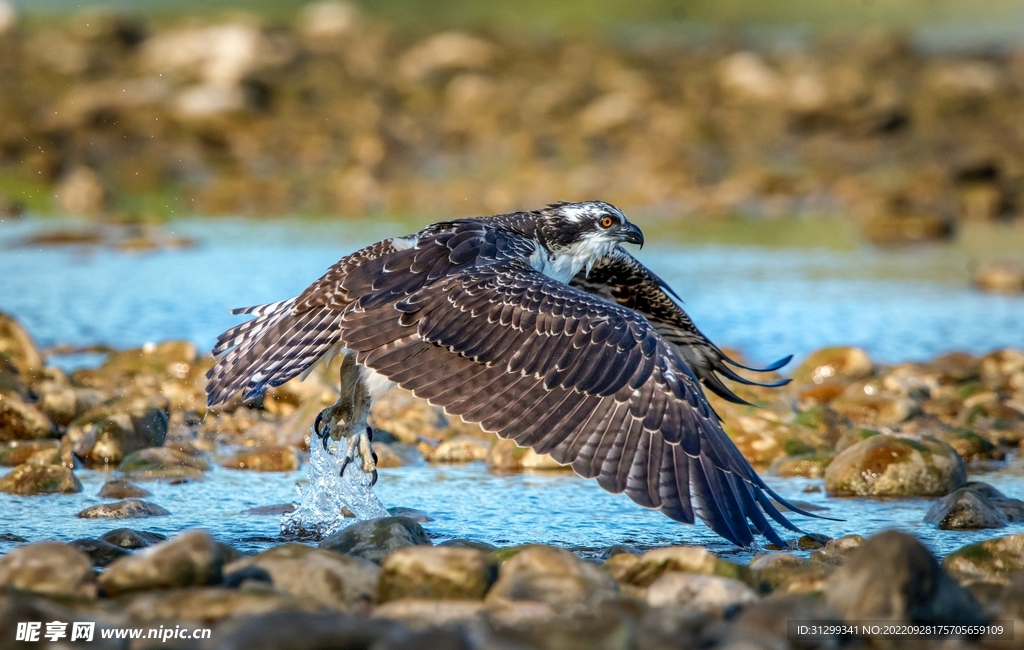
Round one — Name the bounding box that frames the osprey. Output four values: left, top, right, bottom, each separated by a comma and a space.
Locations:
206, 201, 822, 547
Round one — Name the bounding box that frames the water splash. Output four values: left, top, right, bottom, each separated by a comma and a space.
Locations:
281, 432, 388, 538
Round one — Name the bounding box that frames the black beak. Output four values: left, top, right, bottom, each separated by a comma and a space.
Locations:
621, 222, 644, 248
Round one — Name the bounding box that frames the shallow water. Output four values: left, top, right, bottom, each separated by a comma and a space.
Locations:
1, 216, 1023, 559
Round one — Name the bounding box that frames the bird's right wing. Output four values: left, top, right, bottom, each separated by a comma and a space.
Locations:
570, 248, 791, 405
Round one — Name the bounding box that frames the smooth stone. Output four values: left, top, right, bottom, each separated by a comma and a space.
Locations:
222, 565, 273, 588
809, 535, 866, 565
99, 528, 167, 549
826, 530, 984, 622
76, 498, 170, 519
0, 463, 81, 495
0, 395, 54, 442
962, 482, 1024, 521
219, 445, 299, 471
0, 440, 61, 466
942, 533, 1024, 585
224, 544, 378, 612
824, 434, 966, 497
834, 427, 881, 452
122, 586, 316, 624
206, 611, 436, 650
318, 516, 431, 564
0, 533, 28, 542
791, 346, 872, 384
98, 479, 151, 499
0, 313, 44, 376
426, 436, 489, 463
98, 529, 230, 596
604, 553, 642, 582
930, 428, 1003, 462
646, 572, 758, 614
68, 538, 131, 567
117, 447, 209, 481
387, 506, 434, 522
749, 552, 832, 594
372, 598, 485, 630
618, 546, 749, 587
484, 545, 619, 615
378, 546, 499, 602
0, 542, 97, 599
242, 503, 295, 516
437, 539, 498, 552
924, 487, 1008, 529
72, 404, 168, 466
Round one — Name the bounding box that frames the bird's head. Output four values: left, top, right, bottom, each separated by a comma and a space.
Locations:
531, 200, 644, 280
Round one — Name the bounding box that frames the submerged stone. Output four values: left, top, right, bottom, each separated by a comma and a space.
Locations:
318, 516, 431, 564
76, 498, 170, 519
100, 528, 168, 549
69, 537, 131, 567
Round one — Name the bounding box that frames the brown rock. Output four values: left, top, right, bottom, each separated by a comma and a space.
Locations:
378, 546, 498, 602
117, 447, 209, 481
99, 530, 229, 596
646, 572, 758, 614
0, 463, 81, 495
220, 445, 300, 471
99, 528, 167, 549
0, 395, 55, 442
0, 313, 44, 376
122, 586, 316, 624
829, 383, 915, 427
371, 442, 403, 468
0, 439, 60, 466
824, 434, 966, 497
619, 546, 749, 587
769, 451, 835, 478
0, 542, 97, 599
98, 479, 151, 499
225, 543, 379, 612
792, 347, 872, 385
372, 599, 485, 630
974, 262, 1024, 294
486, 438, 565, 471
942, 533, 1024, 585
318, 516, 431, 564
485, 546, 618, 615
426, 436, 489, 463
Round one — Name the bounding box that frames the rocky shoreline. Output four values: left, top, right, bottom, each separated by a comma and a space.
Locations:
2, 309, 1024, 647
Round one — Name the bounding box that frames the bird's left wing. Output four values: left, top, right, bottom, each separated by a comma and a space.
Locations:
570, 248, 791, 405
340, 249, 814, 547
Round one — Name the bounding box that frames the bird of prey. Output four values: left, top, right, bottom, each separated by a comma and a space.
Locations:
206, 200, 821, 547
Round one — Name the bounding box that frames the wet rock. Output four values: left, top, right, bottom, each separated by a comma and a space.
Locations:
379, 546, 499, 602
0, 533, 28, 542
387, 506, 434, 522
224, 543, 378, 612
69, 538, 131, 567
99, 529, 230, 596
769, 451, 835, 478
0, 542, 97, 599
223, 564, 273, 588
318, 516, 431, 564
942, 533, 1024, 585
242, 503, 295, 516
485, 545, 618, 615
974, 261, 1024, 294
77, 498, 170, 519
486, 438, 566, 471
0, 313, 44, 377
924, 484, 1015, 529
824, 434, 966, 496
735, 594, 845, 649
99, 528, 167, 549
0, 394, 55, 442
749, 553, 832, 594
426, 436, 489, 463
792, 347, 872, 385
0, 463, 81, 494
122, 586, 316, 624
618, 545, 749, 587
220, 445, 300, 471
0, 439, 60, 466
826, 530, 983, 622
647, 572, 758, 614
604, 552, 641, 583
399, 32, 497, 82
372, 598, 485, 630
929, 427, 1003, 462
72, 404, 169, 467
834, 426, 881, 452
829, 383, 915, 427
98, 479, 151, 499
437, 539, 498, 552
117, 446, 208, 481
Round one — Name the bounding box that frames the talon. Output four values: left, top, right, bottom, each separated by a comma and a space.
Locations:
371, 469, 378, 486
371, 449, 379, 465
366, 426, 374, 442
339, 456, 351, 477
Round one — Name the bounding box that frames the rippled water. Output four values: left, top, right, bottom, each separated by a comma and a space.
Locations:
1, 216, 1023, 560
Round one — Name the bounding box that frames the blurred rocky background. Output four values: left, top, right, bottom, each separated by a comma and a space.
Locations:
1, 0, 1024, 250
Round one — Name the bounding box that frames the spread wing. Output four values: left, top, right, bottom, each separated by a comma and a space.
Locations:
207, 222, 818, 547
570, 248, 791, 405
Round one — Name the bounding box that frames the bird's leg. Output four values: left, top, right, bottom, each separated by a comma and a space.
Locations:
312, 352, 377, 478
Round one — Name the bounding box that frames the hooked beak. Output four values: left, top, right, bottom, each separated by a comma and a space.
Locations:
621, 222, 645, 248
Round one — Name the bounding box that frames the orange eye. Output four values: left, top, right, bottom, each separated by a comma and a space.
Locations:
599, 216, 614, 228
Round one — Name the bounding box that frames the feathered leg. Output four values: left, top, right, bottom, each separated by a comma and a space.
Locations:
313, 353, 378, 484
